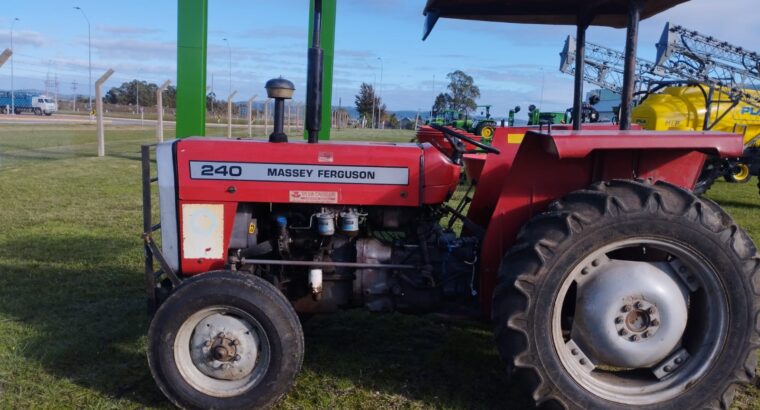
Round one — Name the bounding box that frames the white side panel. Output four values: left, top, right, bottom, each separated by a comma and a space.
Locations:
181, 204, 224, 259
157, 142, 179, 271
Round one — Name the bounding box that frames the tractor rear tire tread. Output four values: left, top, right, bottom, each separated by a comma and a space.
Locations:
492, 179, 760, 410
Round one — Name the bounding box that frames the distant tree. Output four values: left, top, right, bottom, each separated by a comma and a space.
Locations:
354, 82, 383, 127
206, 92, 216, 110
445, 70, 480, 113
387, 113, 400, 129
105, 80, 159, 107
163, 86, 177, 108
431, 92, 449, 115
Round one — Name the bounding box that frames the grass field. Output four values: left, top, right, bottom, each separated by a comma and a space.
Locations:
1, 124, 759, 409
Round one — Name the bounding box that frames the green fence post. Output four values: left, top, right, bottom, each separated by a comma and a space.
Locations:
306, 0, 336, 141
176, 0, 208, 138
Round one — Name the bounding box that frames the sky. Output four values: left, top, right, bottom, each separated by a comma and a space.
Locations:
0, 0, 757, 119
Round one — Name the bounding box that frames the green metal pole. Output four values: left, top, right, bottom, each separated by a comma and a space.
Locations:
306, 0, 336, 141
176, 0, 208, 138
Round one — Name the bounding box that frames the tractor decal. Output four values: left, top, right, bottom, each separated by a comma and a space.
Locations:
189, 161, 409, 185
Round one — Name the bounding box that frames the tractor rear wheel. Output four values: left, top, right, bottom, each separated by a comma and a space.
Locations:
475, 123, 495, 140
725, 163, 752, 183
148, 271, 304, 410
493, 179, 759, 409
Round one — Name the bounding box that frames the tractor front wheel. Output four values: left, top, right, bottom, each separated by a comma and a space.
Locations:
725, 163, 752, 183
493, 179, 759, 409
148, 271, 304, 410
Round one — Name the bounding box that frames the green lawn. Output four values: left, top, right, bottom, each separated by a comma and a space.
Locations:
0, 124, 758, 409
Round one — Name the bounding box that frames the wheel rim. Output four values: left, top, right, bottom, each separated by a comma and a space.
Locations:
481, 126, 493, 138
733, 164, 750, 181
551, 238, 728, 405
174, 306, 271, 397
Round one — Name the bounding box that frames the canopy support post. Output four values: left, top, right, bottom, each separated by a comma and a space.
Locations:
572, 11, 592, 131
620, 0, 642, 130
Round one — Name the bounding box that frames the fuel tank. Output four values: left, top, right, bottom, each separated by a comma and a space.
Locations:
633, 85, 760, 147
173, 138, 460, 207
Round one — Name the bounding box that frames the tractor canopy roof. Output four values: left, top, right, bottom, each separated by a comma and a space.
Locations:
423, 0, 688, 38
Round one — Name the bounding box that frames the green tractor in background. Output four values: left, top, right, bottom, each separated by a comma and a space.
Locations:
426, 109, 463, 126
467, 105, 497, 139
427, 106, 497, 140
507, 104, 569, 126
527, 104, 568, 126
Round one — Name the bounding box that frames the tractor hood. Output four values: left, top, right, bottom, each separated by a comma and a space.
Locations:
423, 0, 689, 39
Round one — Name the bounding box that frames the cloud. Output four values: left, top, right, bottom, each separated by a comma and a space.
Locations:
0, 31, 50, 48
240, 26, 304, 40
96, 24, 162, 36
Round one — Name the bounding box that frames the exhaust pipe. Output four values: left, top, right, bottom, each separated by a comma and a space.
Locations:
306, 0, 324, 143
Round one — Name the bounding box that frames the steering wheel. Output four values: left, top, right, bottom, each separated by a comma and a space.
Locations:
430, 124, 501, 155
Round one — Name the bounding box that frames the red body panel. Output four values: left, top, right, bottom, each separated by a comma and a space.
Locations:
468, 129, 743, 314
175, 138, 459, 207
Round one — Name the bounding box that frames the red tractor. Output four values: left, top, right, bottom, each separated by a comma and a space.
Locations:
142, 1, 759, 409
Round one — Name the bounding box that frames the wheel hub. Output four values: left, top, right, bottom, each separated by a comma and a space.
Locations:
615, 299, 661, 342
572, 259, 689, 368
210, 333, 240, 362
189, 313, 259, 381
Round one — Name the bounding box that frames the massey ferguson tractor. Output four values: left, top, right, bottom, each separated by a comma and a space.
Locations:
142, 1, 760, 409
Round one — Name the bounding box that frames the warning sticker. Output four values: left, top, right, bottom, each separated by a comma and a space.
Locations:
318, 152, 334, 163
289, 190, 338, 204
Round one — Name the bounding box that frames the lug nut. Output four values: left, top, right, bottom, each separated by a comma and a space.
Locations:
621, 305, 631, 313
630, 335, 639, 342
234, 354, 241, 362
614, 317, 623, 324
592, 259, 600, 267
634, 301, 643, 309
581, 268, 590, 275
663, 365, 672, 372
579, 359, 587, 365
619, 329, 628, 336
217, 332, 225, 338
647, 307, 656, 314
651, 319, 660, 326
232, 339, 240, 346
674, 357, 683, 365
571, 349, 579, 355
643, 331, 651, 338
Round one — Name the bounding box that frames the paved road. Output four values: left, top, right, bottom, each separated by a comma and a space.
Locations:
0, 113, 261, 130
0, 113, 175, 126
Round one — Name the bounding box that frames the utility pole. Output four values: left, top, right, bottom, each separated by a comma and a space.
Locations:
431, 74, 435, 119
71, 81, 78, 111
377, 56, 383, 129
222, 38, 232, 98
247, 95, 257, 138
10, 18, 19, 115
264, 98, 272, 136
74, 7, 92, 117
288, 100, 292, 134
371, 73, 376, 129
